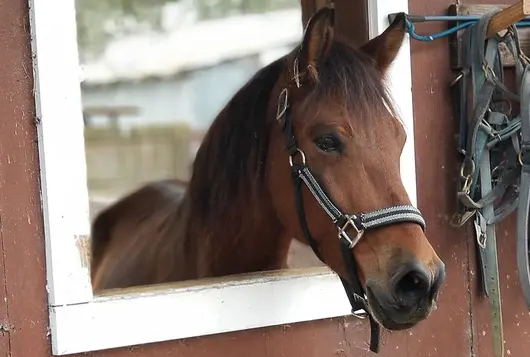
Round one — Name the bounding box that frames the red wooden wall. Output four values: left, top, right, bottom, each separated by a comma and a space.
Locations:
0, 0, 527, 356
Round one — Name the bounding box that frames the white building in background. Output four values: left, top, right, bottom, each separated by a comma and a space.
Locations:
79, 8, 302, 130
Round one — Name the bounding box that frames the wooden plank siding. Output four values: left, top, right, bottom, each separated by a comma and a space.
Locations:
0, 0, 529, 356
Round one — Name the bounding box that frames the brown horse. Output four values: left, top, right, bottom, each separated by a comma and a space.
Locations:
90, 7, 445, 332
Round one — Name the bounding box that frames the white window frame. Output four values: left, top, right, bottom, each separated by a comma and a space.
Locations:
29, 0, 417, 355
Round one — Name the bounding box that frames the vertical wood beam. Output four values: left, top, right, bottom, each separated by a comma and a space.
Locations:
300, 0, 328, 28
334, 0, 370, 45
300, 0, 370, 46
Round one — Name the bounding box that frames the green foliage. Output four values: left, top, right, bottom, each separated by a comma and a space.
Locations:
75, 0, 299, 59
75, 0, 173, 60
195, 0, 300, 20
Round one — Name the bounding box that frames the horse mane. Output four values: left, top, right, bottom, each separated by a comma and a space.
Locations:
186, 39, 398, 223
186, 57, 285, 220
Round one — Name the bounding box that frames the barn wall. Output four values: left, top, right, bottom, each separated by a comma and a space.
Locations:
0, 0, 528, 356
408, 0, 530, 356
405, 0, 473, 355
301, 0, 370, 45
0, 0, 51, 356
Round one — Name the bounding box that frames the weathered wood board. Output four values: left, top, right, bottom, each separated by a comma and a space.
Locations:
448, 3, 530, 69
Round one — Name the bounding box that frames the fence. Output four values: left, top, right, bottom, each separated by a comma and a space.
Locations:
84, 123, 201, 198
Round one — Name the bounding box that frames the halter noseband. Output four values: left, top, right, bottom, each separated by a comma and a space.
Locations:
277, 58, 427, 353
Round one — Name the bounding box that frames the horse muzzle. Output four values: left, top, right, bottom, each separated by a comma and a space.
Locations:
365, 259, 446, 330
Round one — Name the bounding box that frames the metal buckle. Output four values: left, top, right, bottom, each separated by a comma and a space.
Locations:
338, 215, 365, 249
351, 293, 369, 319
482, 62, 497, 81
352, 308, 368, 319
450, 210, 476, 227
460, 159, 475, 194
474, 218, 487, 249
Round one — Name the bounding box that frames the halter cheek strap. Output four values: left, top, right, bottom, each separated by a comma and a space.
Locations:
276, 82, 426, 353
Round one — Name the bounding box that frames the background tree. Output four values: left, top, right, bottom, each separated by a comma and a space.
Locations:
75, 0, 299, 59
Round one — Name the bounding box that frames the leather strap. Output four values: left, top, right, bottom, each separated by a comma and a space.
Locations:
517, 66, 530, 310
451, 10, 530, 357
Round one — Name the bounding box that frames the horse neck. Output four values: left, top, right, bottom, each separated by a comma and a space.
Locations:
182, 184, 290, 279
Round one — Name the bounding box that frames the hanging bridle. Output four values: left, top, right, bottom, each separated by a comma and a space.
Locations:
276, 56, 427, 353
449, 10, 530, 356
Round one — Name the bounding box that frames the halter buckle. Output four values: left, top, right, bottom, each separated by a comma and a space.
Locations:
351, 292, 369, 319
351, 308, 368, 319
338, 214, 365, 249
459, 159, 475, 194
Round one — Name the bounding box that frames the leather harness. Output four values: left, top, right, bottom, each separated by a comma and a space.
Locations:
276, 57, 427, 353
450, 10, 530, 357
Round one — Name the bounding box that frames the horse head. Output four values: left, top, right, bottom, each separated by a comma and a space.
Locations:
266, 6, 445, 330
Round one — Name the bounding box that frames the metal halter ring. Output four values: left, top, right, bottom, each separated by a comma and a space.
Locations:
289, 148, 306, 167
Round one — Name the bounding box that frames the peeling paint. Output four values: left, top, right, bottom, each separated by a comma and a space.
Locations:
75, 234, 90, 268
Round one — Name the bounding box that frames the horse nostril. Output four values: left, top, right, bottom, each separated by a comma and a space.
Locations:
392, 262, 432, 309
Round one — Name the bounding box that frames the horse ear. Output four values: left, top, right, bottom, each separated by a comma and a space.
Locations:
360, 12, 407, 73
298, 5, 335, 83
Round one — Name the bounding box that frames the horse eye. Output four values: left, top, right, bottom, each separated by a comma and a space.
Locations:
314, 134, 342, 153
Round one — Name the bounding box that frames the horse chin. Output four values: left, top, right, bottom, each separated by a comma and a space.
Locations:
365, 286, 432, 331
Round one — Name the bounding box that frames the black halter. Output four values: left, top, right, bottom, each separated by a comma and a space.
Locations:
276, 61, 427, 353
